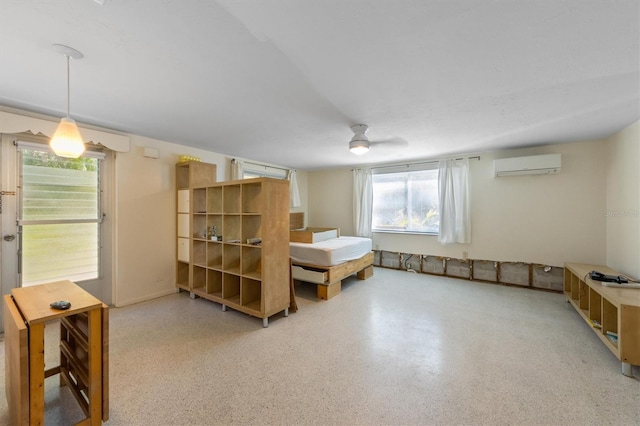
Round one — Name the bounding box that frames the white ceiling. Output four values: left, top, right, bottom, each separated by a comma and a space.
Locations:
1, 0, 638, 170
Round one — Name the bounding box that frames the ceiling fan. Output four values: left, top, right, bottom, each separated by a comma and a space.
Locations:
348, 124, 408, 155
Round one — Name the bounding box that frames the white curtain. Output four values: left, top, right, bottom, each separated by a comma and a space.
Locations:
288, 169, 301, 208
353, 168, 373, 238
230, 159, 244, 180
438, 158, 470, 244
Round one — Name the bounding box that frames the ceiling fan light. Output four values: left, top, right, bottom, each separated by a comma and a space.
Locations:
51, 117, 85, 158
349, 139, 370, 155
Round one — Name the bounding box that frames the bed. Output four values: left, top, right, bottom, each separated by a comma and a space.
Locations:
290, 223, 374, 300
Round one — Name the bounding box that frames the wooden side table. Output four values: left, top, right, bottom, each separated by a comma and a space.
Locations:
4, 280, 109, 425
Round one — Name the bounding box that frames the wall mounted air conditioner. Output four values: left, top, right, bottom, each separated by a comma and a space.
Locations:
493, 154, 561, 177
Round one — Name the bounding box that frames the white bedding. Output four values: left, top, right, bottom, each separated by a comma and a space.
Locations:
290, 236, 372, 267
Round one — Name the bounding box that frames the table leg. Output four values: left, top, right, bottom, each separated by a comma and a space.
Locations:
88, 308, 103, 424
29, 323, 45, 425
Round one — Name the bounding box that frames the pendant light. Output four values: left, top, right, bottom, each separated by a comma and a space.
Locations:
50, 44, 85, 158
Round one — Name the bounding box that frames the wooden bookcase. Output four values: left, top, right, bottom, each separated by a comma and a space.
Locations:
188, 177, 290, 327
176, 161, 217, 294
564, 262, 640, 376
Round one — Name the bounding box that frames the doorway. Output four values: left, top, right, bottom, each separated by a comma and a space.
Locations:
0, 133, 114, 332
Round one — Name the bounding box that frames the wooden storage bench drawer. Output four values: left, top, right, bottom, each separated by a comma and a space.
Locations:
292, 265, 328, 284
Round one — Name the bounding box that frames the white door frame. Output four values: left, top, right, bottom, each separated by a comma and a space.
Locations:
0, 133, 114, 332
0, 134, 19, 333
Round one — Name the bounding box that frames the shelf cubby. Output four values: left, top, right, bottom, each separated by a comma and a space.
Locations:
177, 213, 189, 238
192, 215, 207, 239
192, 240, 206, 266
176, 261, 189, 289
207, 270, 223, 297
241, 278, 262, 311
207, 215, 223, 239
242, 182, 262, 213
223, 244, 241, 274
177, 190, 190, 214
242, 246, 262, 279
602, 298, 618, 341
193, 266, 207, 291
589, 288, 602, 325
176, 165, 190, 190
207, 186, 223, 213
222, 215, 241, 242
242, 215, 262, 243
223, 185, 241, 213
579, 279, 589, 311
222, 273, 240, 304
207, 242, 223, 269
570, 274, 579, 301
193, 188, 207, 213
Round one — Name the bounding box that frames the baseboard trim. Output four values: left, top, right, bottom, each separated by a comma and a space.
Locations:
114, 288, 177, 307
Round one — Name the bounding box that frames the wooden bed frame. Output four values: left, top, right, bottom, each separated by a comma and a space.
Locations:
292, 251, 374, 300
289, 213, 374, 299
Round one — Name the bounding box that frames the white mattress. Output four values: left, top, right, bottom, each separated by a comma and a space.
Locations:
290, 236, 372, 267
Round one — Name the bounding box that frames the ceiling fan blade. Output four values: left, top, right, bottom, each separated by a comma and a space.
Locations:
370, 138, 409, 148
346, 124, 408, 154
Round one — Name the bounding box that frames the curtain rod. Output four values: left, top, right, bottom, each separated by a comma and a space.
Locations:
357, 155, 480, 171
232, 158, 291, 172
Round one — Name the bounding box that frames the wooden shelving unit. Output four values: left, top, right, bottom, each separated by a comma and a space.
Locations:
564, 262, 640, 376
189, 177, 291, 327
176, 161, 217, 294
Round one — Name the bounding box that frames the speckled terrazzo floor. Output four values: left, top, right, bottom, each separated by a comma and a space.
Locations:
1, 267, 639, 425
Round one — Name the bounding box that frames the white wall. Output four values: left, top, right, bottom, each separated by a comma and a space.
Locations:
307, 168, 354, 235
114, 137, 308, 306
308, 139, 609, 267
290, 169, 309, 224
114, 136, 229, 306
606, 121, 639, 279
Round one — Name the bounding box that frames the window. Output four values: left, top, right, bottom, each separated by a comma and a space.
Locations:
18, 144, 104, 286
372, 168, 439, 234
231, 159, 288, 180
243, 164, 288, 179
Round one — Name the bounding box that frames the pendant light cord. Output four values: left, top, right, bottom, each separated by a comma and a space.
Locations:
66, 54, 71, 118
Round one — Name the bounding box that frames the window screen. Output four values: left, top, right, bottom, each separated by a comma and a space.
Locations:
18, 144, 103, 285
372, 168, 439, 234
